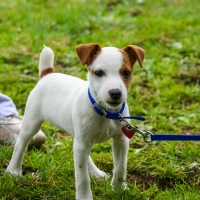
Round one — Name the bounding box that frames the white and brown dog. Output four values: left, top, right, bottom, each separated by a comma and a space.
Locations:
7, 43, 144, 199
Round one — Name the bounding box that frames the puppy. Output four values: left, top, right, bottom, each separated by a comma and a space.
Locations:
7, 43, 144, 200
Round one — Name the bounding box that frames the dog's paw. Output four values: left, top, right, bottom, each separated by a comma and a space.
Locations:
89, 169, 110, 179
111, 181, 129, 192
6, 167, 22, 176
111, 176, 128, 191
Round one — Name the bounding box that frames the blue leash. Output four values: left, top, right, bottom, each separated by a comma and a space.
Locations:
88, 88, 200, 141
151, 134, 200, 141
122, 124, 200, 141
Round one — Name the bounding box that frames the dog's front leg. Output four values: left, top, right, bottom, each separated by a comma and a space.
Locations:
73, 138, 93, 200
111, 136, 129, 189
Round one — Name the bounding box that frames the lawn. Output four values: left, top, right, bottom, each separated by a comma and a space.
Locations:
0, 0, 200, 199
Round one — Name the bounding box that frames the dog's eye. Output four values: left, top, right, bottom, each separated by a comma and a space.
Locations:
94, 70, 105, 77
122, 70, 131, 78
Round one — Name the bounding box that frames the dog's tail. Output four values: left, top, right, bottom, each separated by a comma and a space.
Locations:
39, 45, 54, 78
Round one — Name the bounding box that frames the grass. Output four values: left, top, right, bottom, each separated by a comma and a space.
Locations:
0, 0, 200, 199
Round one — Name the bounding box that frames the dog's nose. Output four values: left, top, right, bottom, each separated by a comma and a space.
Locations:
109, 89, 122, 100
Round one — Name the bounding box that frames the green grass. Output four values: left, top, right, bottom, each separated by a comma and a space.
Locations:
0, 0, 200, 199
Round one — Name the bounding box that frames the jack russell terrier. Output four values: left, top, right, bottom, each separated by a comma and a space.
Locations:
7, 43, 144, 200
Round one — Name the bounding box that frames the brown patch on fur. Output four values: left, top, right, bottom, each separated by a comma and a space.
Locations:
119, 45, 144, 89
90, 69, 95, 75
122, 45, 144, 68
75, 43, 101, 67
40, 68, 53, 78
119, 50, 133, 89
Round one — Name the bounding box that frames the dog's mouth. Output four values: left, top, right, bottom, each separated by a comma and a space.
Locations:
106, 101, 122, 108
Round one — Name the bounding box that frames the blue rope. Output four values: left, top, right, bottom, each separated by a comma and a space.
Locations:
151, 134, 200, 141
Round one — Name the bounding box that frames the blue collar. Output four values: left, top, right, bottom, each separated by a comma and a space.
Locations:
88, 88, 145, 121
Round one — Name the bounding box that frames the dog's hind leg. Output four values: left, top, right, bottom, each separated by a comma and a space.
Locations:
6, 113, 43, 176
88, 155, 109, 179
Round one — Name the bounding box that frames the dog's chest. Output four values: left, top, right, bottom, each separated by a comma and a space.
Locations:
90, 119, 122, 143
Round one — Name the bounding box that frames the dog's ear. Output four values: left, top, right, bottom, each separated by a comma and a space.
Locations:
76, 43, 101, 66
122, 45, 144, 68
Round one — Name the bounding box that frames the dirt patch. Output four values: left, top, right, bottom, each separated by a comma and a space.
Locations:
127, 171, 182, 190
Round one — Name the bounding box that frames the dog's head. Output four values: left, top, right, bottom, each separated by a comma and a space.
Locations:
76, 43, 144, 112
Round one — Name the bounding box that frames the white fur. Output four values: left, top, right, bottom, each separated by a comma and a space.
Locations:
7, 46, 130, 200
